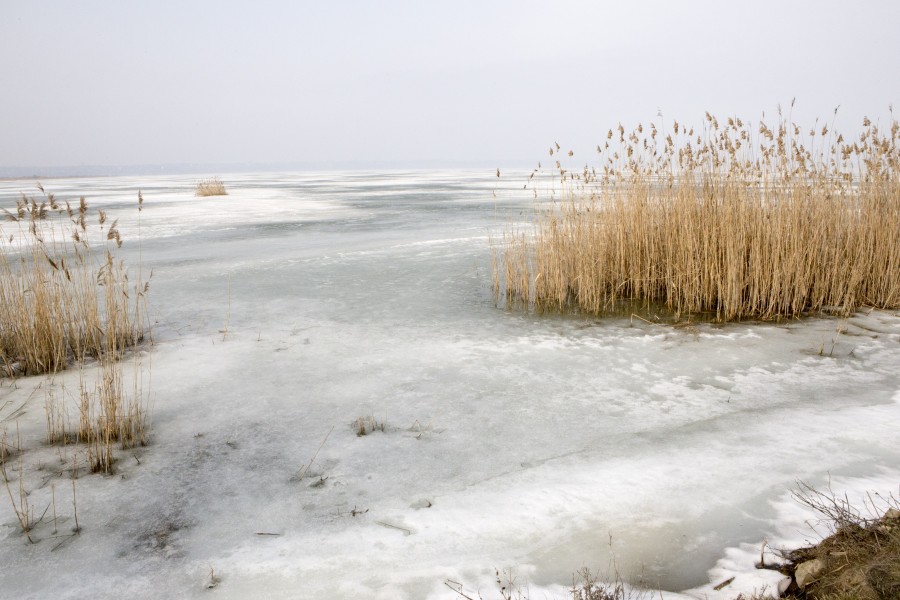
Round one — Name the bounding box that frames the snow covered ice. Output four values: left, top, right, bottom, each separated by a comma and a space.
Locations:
1, 171, 898, 599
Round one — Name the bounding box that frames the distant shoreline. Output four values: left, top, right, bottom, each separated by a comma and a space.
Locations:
0, 160, 526, 180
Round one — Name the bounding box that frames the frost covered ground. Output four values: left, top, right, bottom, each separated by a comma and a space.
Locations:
1, 171, 898, 599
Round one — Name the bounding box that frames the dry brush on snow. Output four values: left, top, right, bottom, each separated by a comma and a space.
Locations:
1, 188, 152, 545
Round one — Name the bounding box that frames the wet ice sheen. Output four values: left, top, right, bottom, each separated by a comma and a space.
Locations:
0, 171, 898, 599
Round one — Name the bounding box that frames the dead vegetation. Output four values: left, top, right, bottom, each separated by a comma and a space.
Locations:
0, 186, 152, 470
292, 426, 334, 483
44, 358, 150, 474
494, 108, 900, 322
447, 566, 637, 600
773, 482, 900, 600
195, 177, 227, 197
1, 438, 41, 543
443, 481, 900, 600
0, 186, 151, 544
0, 187, 150, 377
0, 424, 83, 544
355, 415, 385, 436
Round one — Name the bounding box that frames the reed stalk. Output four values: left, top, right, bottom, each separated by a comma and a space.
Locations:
0, 191, 149, 376
495, 111, 900, 321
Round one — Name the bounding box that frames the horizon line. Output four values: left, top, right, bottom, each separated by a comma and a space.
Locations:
0, 158, 534, 179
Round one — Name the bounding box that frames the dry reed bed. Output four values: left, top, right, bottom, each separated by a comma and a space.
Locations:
0, 189, 151, 532
494, 111, 900, 321
0, 190, 149, 376
195, 177, 227, 197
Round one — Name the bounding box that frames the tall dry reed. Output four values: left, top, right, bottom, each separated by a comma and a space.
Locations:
43, 356, 150, 473
495, 109, 900, 321
0, 189, 150, 376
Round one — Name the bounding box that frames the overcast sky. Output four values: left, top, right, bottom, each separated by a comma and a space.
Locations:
1, 1, 898, 171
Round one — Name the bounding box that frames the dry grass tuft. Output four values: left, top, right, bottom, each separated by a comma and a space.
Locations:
44, 357, 150, 474
0, 426, 39, 542
355, 416, 385, 436
0, 428, 13, 465
0, 189, 149, 377
495, 111, 900, 321
195, 177, 228, 197
1, 456, 40, 543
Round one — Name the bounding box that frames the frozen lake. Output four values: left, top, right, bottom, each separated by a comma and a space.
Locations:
1, 171, 899, 599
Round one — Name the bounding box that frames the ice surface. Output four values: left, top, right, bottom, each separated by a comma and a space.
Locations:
1, 171, 898, 599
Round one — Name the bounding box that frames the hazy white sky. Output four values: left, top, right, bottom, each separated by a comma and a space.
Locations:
1, 0, 898, 170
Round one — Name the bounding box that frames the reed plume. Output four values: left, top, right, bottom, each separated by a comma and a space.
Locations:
0, 190, 150, 376
495, 111, 900, 321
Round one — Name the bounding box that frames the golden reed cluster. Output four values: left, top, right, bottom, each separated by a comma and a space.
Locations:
1, 190, 150, 474
195, 177, 227, 197
494, 109, 900, 321
0, 189, 148, 375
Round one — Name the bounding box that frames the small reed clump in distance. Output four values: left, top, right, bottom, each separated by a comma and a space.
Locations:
195, 177, 228, 197
0, 188, 150, 377
494, 110, 900, 321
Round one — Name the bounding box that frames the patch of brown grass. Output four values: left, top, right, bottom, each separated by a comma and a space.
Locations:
195, 177, 227, 197
495, 110, 900, 321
